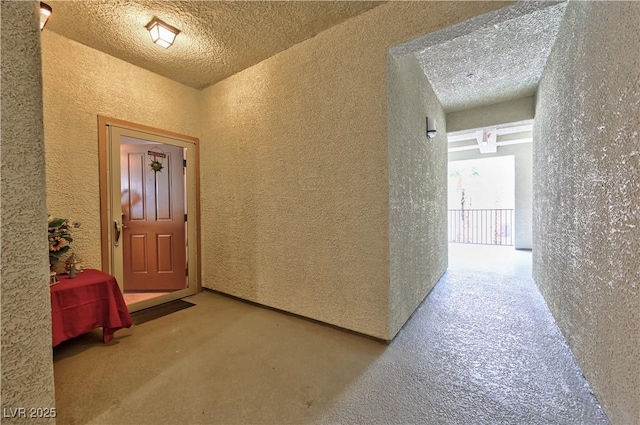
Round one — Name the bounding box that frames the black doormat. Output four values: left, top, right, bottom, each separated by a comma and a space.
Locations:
131, 299, 195, 325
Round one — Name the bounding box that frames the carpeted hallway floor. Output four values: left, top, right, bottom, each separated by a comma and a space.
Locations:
53, 245, 609, 424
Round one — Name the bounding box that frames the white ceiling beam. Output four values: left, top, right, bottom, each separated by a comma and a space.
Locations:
448, 137, 533, 153
448, 133, 476, 143
447, 120, 534, 153
448, 145, 481, 152
495, 123, 533, 136
495, 137, 533, 147
447, 119, 534, 143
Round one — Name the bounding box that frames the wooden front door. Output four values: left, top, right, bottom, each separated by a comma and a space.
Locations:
120, 141, 186, 291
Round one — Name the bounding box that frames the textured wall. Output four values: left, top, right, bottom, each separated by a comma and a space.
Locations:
1, 2, 56, 422
446, 96, 535, 133
533, 2, 639, 424
449, 142, 533, 249
41, 31, 201, 270
199, 1, 508, 339
387, 54, 448, 337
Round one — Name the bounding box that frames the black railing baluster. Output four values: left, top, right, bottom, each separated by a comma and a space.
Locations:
447, 209, 515, 246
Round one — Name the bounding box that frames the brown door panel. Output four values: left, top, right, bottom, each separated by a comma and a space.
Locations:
121, 141, 186, 292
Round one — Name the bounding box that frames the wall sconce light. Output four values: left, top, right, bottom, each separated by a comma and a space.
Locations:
146, 17, 180, 48
40, 2, 52, 30
426, 117, 437, 139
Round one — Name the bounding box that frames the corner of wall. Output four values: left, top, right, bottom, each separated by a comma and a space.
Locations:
1, 1, 56, 419
195, 0, 524, 341
387, 52, 448, 339
41, 30, 202, 270
533, 2, 640, 423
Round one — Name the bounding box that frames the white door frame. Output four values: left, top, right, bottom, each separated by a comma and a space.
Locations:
98, 116, 201, 312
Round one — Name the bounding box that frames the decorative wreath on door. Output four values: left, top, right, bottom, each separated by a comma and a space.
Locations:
148, 147, 166, 173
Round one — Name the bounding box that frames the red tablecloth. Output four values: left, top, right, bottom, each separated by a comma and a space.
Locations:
50, 269, 133, 346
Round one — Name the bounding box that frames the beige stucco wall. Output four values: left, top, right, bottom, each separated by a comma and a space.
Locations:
446, 96, 535, 133
1, 2, 56, 423
41, 30, 201, 270
200, 1, 508, 339
533, 2, 639, 424
387, 54, 447, 337
449, 142, 533, 249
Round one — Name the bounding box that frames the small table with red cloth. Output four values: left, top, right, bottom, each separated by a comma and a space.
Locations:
50, 269, 132, 346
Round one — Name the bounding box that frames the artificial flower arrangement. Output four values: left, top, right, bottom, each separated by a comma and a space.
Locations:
48, 216, 84, 284
48, 217, 73, 267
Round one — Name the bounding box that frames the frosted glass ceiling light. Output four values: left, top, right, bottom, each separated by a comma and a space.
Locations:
40, 2, 52, 30
146, 17, 180, 48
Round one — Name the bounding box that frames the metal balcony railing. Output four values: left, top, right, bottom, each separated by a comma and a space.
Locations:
448, 209, 514, 246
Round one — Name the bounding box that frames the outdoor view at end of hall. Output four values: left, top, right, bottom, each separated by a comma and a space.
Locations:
448, 156, 515, 246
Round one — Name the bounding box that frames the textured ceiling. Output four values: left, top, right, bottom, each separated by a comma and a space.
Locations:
44, 1, 383, 89
412, 2, 568, 112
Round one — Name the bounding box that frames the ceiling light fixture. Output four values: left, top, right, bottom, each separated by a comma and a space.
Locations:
146, 17, 180, 49
40, 2, 52, 30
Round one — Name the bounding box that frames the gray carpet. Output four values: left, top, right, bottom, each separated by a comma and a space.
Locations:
53, 246, 608, 425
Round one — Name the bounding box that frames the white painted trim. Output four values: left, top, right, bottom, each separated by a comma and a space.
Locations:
447, 120, 534, 153
496, 138, 533, 147
448, 145, 481, 152
447, 119, 534, 143
107, 125, 199, 312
